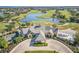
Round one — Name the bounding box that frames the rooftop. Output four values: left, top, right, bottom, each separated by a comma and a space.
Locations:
58, 29, 76, 35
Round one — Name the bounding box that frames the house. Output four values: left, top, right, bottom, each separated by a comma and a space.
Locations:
3, 33, 16, 44
19, 28, 34, 38
19, 25, 57, 40
20, 28, 29, 35
45, 29, 54, 38
30, 25, 57, 38
57, 29, 76, 43
34, 30, 46, 43
31, 30, 46, 44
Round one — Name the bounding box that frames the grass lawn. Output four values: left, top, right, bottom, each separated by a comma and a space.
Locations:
25, 50, 58, 53
33, 42, 48, 47
59, 10, 71, 19
38, 10, 56, 18
11, 13, 27, 27
58, 23, 79, 31
31, 20, 54, 26
29, 10, 41, 13
0, 22, 8, 32
11, 13, 26, 21
65, 23, 79, 31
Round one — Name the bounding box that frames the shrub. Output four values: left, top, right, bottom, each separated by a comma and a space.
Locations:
33, 42, 48, 46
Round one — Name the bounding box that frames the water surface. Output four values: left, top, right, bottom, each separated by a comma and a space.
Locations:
20, 13, 60, 24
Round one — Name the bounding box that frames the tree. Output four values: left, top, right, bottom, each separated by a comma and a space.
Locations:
0, 16, 5, 22
25, 22, 32, 27
51, 14, 55, 18
5, 23, 15, 31
21, 23, 26, 27
69, 17, 76, 22
52, 24, 57, 28
0, 37, 8, 48
41, 9, 47, 13
75, 32, 79, 44
58, 15, 66, 19
13, 36, 23, 44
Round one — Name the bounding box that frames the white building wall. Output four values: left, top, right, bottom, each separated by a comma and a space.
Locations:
57, 30, 75, 43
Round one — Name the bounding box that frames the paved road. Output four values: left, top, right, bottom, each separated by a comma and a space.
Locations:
10, 39, 73, 53
47, 40, 73, 53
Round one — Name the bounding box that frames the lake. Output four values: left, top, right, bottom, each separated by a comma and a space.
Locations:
20, 13, 60, 24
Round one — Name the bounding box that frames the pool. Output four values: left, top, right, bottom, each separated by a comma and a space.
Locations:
20, 13, 60, 24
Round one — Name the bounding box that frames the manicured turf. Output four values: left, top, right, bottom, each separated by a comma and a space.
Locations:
11, 13, 26, 21
58, 23, 79, 31
0, 22, 8, 32
31, 20, 54, 26
25, 50, 58, 53
33, 42, 48, 46
30, 10, 41, 13
59, 10, 71, 19
39, 10, 55, 18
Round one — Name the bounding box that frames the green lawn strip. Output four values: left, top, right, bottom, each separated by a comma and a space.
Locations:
31, 19, 49, 23
33, 42, 48, 46
25, 50, 58, 53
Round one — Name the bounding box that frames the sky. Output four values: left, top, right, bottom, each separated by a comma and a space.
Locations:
0, 0, 78, 6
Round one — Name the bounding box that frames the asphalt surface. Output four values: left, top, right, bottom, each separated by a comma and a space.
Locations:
10, 39, 73, 53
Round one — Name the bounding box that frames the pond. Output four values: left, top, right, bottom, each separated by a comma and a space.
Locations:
20, 13, 60, 24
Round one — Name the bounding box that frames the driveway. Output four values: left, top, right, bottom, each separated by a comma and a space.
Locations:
10, 39, 73, 53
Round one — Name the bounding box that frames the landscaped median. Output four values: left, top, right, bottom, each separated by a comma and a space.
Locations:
33, 42, 48, 47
